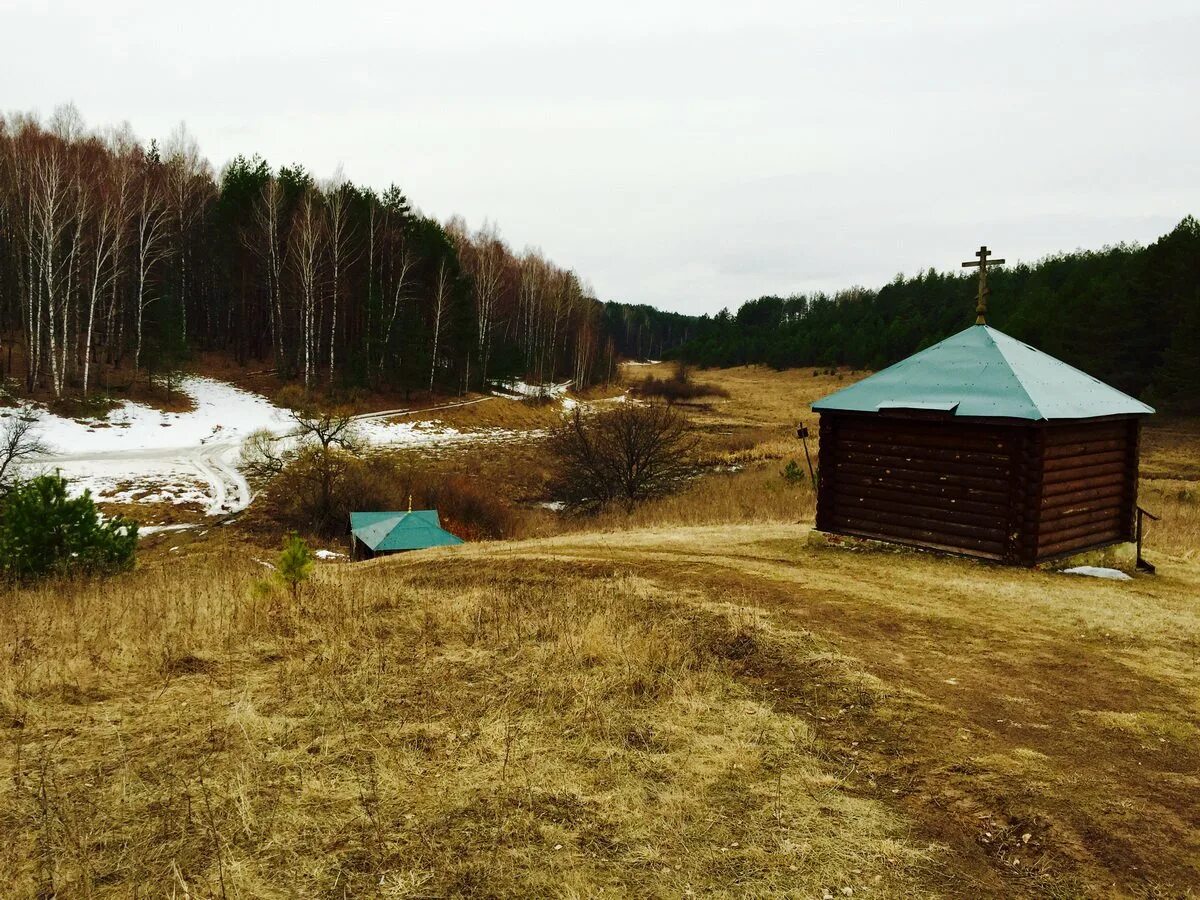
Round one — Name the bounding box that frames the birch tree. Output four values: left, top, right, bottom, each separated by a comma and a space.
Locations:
133, 152, 171, 371
323, 171, 354, 385
429, 256, 451, 393
252, 176, 286, 369
289, 189, 323, 388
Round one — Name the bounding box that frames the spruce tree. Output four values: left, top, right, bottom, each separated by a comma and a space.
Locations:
0, 475, 138, 579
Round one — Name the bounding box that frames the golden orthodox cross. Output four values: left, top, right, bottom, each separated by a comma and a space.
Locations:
961, 245, 1005, 325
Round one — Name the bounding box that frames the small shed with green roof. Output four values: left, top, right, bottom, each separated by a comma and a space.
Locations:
350, 510, 463, 560
811, 251, 1154, 567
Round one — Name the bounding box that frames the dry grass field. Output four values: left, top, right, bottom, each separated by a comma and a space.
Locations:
1, 362, 1197, 897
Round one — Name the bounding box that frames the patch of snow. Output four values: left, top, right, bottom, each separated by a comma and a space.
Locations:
139, 523, 198, 536
357, 417, 528, 449
491, 379, 572, 399
623, 359, 662, 366
33, 375, 548, 520
36, 376, 292, 517
314, 549, 345, 560
1062, 566, 1133, 581
536, 500, 566, 511
37, 376, 292, 455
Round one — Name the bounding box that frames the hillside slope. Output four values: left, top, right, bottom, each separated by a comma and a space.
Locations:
3, 522, 1197, 897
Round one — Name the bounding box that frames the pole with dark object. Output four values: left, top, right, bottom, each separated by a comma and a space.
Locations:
796, 424, 817, 489
961, 245, 1005, 325
1136, 506, 1159, 574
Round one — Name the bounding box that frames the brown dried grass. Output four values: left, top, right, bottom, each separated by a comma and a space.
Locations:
0, 547, 931, 897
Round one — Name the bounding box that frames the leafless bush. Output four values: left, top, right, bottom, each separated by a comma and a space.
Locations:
632, 363, 730, 405
0, 406, 46, 490
257, 450, 518, 542
240, 407, 362, 535
548, 404, 697, 512
240, 428, 287, 480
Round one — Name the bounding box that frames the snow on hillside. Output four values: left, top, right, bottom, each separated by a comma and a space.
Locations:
357, 417, 526, 447
27, 376, 535, 521
36, 376, 292, 456
491, 379, 572, 399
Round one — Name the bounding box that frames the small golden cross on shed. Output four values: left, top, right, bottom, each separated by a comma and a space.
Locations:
961, 245, 1005, 325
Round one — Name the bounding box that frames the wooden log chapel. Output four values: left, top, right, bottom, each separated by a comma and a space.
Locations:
811, 246, 1155, 566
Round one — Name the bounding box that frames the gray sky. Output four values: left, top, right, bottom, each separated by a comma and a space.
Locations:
5, 0, 1198, 314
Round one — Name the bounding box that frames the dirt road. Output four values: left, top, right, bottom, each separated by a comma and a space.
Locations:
418, 523, 1200, 896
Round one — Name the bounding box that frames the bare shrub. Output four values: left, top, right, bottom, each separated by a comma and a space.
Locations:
260, 452, 518, 542
632, 362, 730, 405
417, 475, 516, 540
0, 406, 46, 490
240, 428, 287, 479
548, 405, 697, 512
240, 407, 362, 535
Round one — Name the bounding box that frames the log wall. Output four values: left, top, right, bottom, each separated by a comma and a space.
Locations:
816, 412, 1141, 565
817, 414, 1018, 561
1036, 419, 1139, 559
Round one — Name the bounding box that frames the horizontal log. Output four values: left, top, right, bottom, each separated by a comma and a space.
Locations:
837, 509, 1007, 543
1039, 510, 1123, 541
1040, 485, 1125, 512
834, 461, 1008, 493
1038, 528, 1124, 558
830, 526, 1006, 561
1042, 449, 1128, 472
837, 438, 1012, 467
1043, 423, 1128, 446
1041, 474, 1128, 499
1040, 505, 1122, 530
832, 497, 1008, 536
832, 484, 1008, 519
1043, 438, 1128, 460
834, 516, 1007, 555
833, 471, 1010, 504
1042, 459, 1127, 484
837, 427, 1014, 455
838, 449, 1011, 480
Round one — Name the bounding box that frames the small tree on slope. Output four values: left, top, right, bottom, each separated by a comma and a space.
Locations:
0, 474, 138, 579
276, 533, 313, 604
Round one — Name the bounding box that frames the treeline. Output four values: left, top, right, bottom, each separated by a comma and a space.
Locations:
0, 105, 615, 399
677, 218, 1200, 412
602, 302, 697, 361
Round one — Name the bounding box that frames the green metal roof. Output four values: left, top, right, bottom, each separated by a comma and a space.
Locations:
350, 510, 464, 552
812, 325, 1154, 421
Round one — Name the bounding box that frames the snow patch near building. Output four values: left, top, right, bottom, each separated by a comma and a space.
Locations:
1062, 566, 1134, 582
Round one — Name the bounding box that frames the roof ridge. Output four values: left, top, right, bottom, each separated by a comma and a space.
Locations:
979, 326, 1043, 421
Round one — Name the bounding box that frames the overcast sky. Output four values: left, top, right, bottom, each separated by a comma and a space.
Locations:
4, 1, 1198, 314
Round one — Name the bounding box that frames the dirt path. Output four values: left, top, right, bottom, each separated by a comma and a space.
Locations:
435, 524, 1200, 896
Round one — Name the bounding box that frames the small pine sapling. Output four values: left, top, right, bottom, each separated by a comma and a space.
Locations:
782, 459, 806, 484
276, 533, 314, 605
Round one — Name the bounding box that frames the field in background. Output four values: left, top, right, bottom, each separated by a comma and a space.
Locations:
2, 361, 1198, 896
